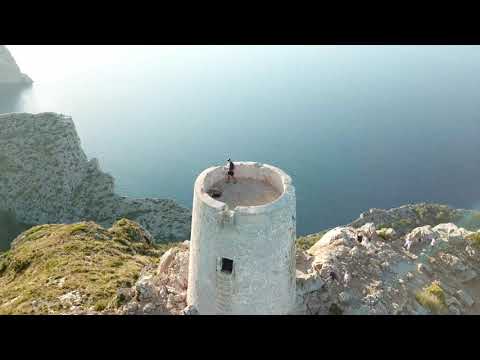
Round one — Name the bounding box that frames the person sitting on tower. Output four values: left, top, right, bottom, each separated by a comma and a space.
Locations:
225, 158, 237, 184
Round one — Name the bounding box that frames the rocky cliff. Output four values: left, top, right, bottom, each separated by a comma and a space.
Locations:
0, 46, 32, 85
1, 203, 479, 315
293, 220, 480, 315
0, 112, 191, 243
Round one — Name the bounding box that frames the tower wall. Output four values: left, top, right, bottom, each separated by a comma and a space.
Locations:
187, 162, 296, 315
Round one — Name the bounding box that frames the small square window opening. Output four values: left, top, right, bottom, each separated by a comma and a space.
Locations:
221, 258, 233, 274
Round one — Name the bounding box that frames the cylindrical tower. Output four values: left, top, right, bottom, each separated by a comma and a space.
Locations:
187, 161, 296, 315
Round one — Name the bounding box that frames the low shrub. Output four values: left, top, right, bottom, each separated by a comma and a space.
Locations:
415, 281, 447, 314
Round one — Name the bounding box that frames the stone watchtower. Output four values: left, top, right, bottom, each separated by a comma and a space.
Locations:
187, 162, 296, 314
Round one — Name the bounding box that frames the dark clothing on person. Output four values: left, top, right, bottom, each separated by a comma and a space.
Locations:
228, 161, 235, 176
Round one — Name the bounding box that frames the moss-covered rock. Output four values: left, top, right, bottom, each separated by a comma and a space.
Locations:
0, 219, 175, 314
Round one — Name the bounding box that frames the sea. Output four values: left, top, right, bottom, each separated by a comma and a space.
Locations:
2, 45, 480, 238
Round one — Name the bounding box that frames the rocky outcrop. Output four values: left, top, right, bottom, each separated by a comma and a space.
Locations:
292, 222, 480, 315
121, 218, 480, 315
0, 46, 32, 85
119, 241, 190, 315
0, 112, 191, 243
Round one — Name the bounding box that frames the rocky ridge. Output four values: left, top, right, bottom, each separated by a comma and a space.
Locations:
349, 202, 480, 235
0, 112, 191, 243
0, 46, 32, 85
293, 221, 480, 315
121, 203, 480, 315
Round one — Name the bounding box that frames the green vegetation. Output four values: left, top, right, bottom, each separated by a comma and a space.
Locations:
414, 206, 429, 221
415, 281, 447, 314
377, 219, 414, 233
68, 223, 89, 235
377, 204, 459, 233
376, 228, 390, 241
466, 232, 480, 248
328, 303, 343, 315
0, 219, 177, 314
413, 204, 453, 226
296, 229, 330, 251
393, 218, 415, 228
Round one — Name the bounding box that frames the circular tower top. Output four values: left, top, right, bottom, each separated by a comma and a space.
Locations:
197, 161, 293, 213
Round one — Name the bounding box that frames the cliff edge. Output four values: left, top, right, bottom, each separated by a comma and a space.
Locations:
0, 46, 32, 85
0, 112, 191, 243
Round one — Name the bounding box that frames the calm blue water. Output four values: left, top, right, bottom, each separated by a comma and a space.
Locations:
2, 45, 480, 235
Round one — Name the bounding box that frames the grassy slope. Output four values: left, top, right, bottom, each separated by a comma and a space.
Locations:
0, 219, 176, 314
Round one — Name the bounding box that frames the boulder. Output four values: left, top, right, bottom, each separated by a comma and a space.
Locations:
448, 305, 461, 315
158, 248, 179, 274
465, 245, 476, 257
308, 227, 357, 254
135, 274, 156, 302
58, 290, 83, 307
405, 225, 434, 244
296, 271, 325, 296
182, 304, 199, 315
359, 223, 377, 240
433, 223, 472, 244
456, 289, 474, 307
296, 250, 313, 273
446, 296, 462, 308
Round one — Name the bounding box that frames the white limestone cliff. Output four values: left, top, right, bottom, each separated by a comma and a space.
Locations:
0, 112, 191, 242
0, 46, 32, 85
